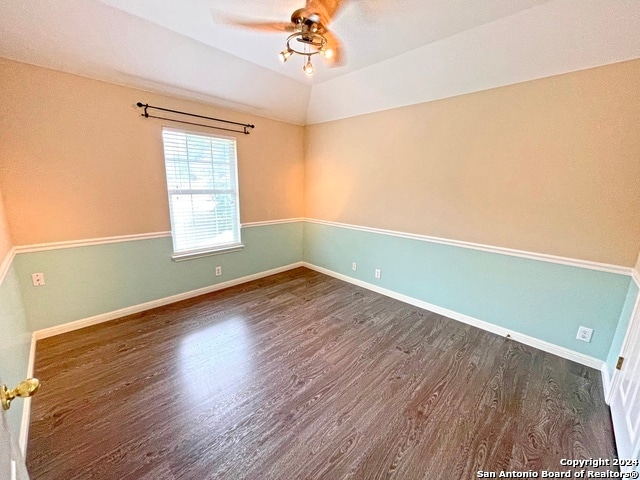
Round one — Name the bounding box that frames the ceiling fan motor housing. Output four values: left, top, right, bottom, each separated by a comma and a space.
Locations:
291, 9, 325, 33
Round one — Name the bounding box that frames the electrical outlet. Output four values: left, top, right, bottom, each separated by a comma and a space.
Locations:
31, 273, 45, 286
576, 326, 593, 343
374, 269, 381, 279
352, 262, 357, 271
215, 266, 222, 276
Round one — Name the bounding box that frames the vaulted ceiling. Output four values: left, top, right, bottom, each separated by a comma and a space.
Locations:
1, 0, 639, 125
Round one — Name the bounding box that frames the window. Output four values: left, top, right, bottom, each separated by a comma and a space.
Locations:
161, 128, 242, 260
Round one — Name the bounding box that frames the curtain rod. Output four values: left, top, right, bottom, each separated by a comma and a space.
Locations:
136, 102, 255, 135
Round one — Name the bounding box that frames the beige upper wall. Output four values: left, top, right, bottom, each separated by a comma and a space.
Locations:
2, 57, 639, 267
305, 59, 640, 267
0, 58, 304, 245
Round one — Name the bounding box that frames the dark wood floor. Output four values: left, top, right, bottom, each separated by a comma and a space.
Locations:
27, 267, 616, 479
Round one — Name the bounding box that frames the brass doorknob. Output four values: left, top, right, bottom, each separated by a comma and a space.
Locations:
1, 378, 40, 410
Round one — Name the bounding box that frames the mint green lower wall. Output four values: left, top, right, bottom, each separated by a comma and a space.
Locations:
303, 222, 633, 361
0, 264, 30, 439
7, 219, 639, 370
14, 223, 303, 331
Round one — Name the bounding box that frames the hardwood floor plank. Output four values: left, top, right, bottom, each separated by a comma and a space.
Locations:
27, 268, 617, 479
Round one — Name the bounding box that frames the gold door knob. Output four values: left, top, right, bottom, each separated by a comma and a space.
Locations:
1, 378, 40, 410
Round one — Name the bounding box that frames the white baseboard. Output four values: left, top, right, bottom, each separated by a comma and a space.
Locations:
302, 262, 605, 371
33, 262, 304, 340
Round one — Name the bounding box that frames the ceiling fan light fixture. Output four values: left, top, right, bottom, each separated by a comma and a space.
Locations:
227, 1, 344, 77
303, 59, 314, 76
319, 47, 333, 59
279, 48, 293, 63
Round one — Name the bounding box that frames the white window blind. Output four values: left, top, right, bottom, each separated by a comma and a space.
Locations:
162, 128, 241, 259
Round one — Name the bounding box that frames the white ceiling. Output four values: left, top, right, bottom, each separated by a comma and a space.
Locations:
94, 0, 552, 84
1, 0, 640, 125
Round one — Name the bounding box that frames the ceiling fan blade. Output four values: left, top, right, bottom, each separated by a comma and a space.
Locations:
220, 17, 295, 33
306, 0, 346, 24
322, 30, 345, 66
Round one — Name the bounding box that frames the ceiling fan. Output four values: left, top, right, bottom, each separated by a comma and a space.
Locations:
224, 0, 346, 76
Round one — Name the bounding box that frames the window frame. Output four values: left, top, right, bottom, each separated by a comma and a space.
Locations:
161, 127, 243, 261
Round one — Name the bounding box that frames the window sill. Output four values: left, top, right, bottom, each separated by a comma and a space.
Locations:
171, 244, 245, 262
